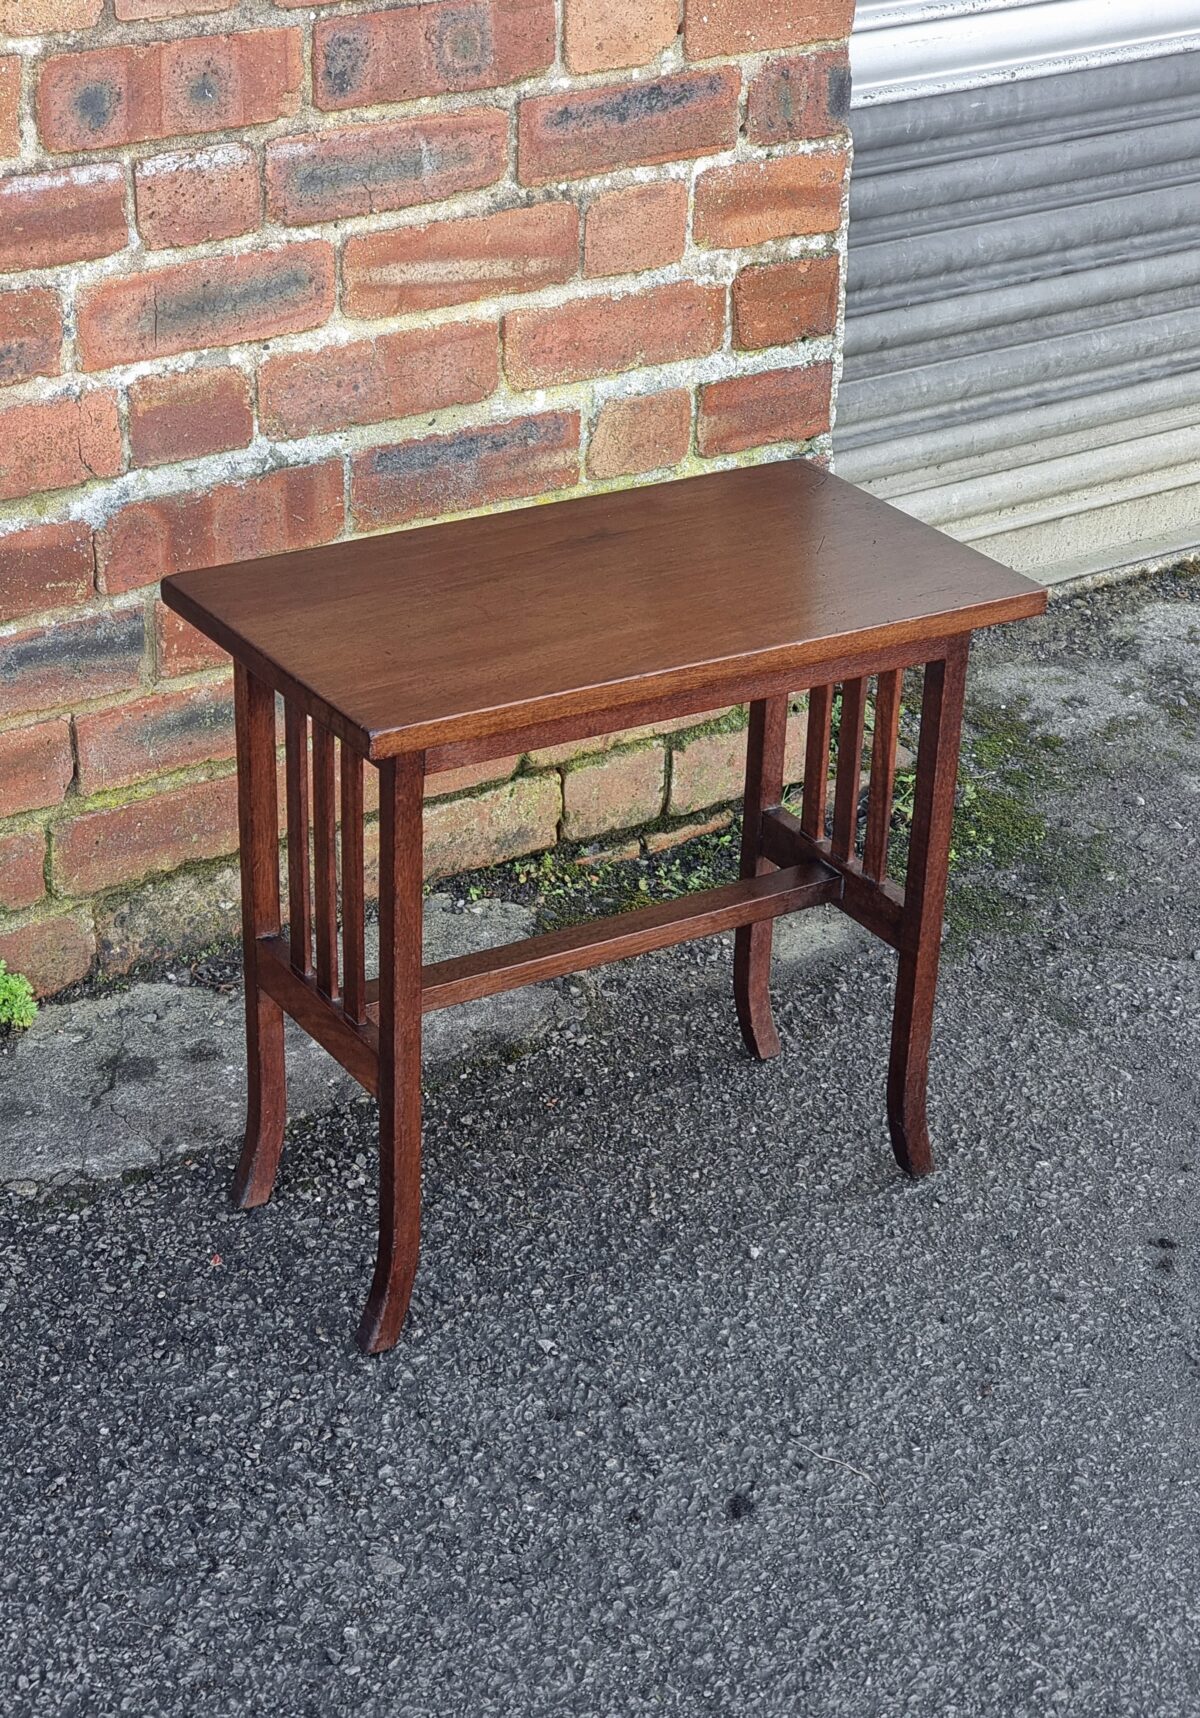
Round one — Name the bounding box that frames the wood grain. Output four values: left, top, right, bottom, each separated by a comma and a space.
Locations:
733, 696, 788, 1060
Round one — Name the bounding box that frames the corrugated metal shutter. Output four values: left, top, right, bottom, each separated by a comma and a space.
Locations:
836, 4, 1200, 582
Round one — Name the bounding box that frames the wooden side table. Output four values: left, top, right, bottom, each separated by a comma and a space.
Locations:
162, 462, 1046, 1353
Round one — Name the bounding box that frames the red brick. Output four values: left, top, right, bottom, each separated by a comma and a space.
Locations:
0, 391, 122, 503
260, 321, 497, 442
0, 56, 19, 159
266, 109, 506, 227
425, 753, 520, 800
519, 67, 740, 184
423, 773, 560, 881
0, 290, 63, 389
0, 829, 46, 913
1, 0, 102, 30
0, 165, 127, 275
36, 30, 302, 155
584, 180, 688, 278
0, 608, 145, 720
0, 719, 73, 817
564, 0, 678, 73
588, 389, 691, 479
643, 809, 734, 853
313, 0, 555, 111
343, 202, 578, 319
134, 143, 260, 250
155, 601, 228, 677
668, 709, 807, 814
0, 522, 92, 624
96, 460, 344, 596
128, 367, 254, 469
351, 410, 580, 530
746, 47, 852, 144
54, 772, 239, 895
76, 241, 334, 370
115, 0, 232, 17
0, 914, 94, 999
694, 150, 847, 247
75, 682, 236, 795
685, 0, 855, 58
505, 281, 724, 389
562, 743, 666, 839
733, 255, 841, 349
697, 362, 833, 455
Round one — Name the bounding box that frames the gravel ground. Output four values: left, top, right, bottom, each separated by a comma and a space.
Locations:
2, 568, 1199, 1717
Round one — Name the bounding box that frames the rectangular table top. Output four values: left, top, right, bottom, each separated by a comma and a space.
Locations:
162, 461, 1045, 759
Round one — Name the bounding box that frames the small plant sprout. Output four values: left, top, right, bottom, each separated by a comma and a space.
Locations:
0, 960, 37, 1030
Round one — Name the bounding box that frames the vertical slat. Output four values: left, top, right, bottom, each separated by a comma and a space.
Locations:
284, 703, 312, 977
340, 742, 366, 1026
733, 695, 788, 1061
831, 677, 868, 860
311, 722, 339, 1002
801, 683, 834, 839
863, 669, 902, 883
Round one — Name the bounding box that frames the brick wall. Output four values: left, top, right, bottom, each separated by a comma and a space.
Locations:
0, 0, 854, 995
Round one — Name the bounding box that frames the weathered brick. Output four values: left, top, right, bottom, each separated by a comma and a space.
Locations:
697, 362, 833, 455
0, 913, 95, 999
76, 241, 334, 370
0, 392, 122, 503
260, 321, 497, 442
505, 281, 724, 389
643, 809, 734, 854
528, 709, 729, 769
343, 202, 578, 319
0, 719, 73, 817
588, 388, 691, 479
562, 742, 666, 839
519, 66, 740, 184
0, 56, 19, 158
668, 709, 807, 814
746, 47, 852, 144
0, 522, 92, 624
95, 857, 241, 977
564, 0, 678, 73
134, 143, 260, 250
36, 29, 302, 154
128, 366, 254, 469
685, 0, 856, 58
425, 753, 520, 800
314, 0, 555, 111
0, 829, 46, 913
0, 0, 102, 31
423, 772, 560, 880
0, 165, 127, 275
732, 255, 841, 349
0, 290, 62, 389
75, 682, 236, 795
96, 460, 344, 596
54, 772, 239, 895
115, 0, 232, 18
0, 608, 145, 720
694, 150, 847, 247
352, 410, 579, 530
584, 180, 688, 278
265, 109, 506, 227
155, 600, 228, 677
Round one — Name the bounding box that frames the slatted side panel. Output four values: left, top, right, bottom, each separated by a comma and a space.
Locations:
284, 705, 312, 977
340, 745, 367, 1026
311, 722, 339, 1002
799, 676, 907, 872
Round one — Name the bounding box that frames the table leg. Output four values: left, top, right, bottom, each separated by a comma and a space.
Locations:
230, 665, 287, 1210
887, 640, 969, 1176
358, 752, 425, 1355
734, 695, 789, 1060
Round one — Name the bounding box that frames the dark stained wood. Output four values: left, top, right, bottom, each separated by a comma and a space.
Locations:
391, 861, 841, 1016
801, 683, 833, 840
311, 723, 338, 1002
733, 697, 788, 1060
340, 744, 366, 1026
864, 668, 902, 883
888, 644, 970, 1178
257, 935, 379, 1097
162, 462, 1046, 761
358, 753, 425, 1356
230, 665, 287, 1212
284, 704, 311, 978
761, 806, 904, 947
832, 677, 868, 860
